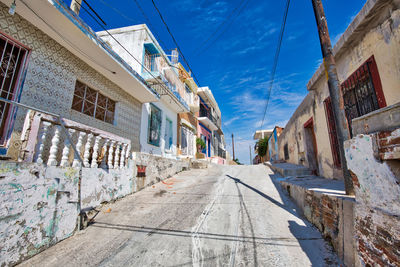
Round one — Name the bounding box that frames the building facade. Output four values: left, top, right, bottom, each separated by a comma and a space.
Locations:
98, 25, 191, 158
267, 126, 284, 162
277, 0, 400, 179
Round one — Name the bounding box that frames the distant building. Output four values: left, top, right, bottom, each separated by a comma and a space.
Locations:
98, 25, 190, 158
267, 126, 284, 162
253, 129, 273, 163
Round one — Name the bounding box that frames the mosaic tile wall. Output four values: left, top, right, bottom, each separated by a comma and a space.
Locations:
0, 3, 142, 158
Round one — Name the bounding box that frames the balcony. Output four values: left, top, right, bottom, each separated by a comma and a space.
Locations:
198, 106, 218, 131
141, 53, 189, 113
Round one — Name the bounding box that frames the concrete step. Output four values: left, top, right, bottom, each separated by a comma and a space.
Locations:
266, 162, 313, 177
191, 160, 208, 169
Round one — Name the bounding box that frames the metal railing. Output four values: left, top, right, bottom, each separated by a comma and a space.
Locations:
199, 106, 219, 126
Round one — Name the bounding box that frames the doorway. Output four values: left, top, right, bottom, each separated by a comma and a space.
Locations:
304, 118, 319, 175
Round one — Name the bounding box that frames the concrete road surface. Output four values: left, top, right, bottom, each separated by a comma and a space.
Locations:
20, 165, 338, 266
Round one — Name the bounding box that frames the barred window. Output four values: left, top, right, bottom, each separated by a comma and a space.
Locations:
71, 81, 115, 124
148, 104, 162, 146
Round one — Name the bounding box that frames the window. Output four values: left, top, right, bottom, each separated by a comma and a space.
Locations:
72, 81, 115, 124
144, 49, 158, 72
0, 33, 29, 146
324, 97, 341, 168
165, 118, 173, 150
148, 104, 162, 146
284, 143, 289, 160
341, 55, 386, 136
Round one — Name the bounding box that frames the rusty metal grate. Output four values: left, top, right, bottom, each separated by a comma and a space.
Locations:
341, 56, 384, 137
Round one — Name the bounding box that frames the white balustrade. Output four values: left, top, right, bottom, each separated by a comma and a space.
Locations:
73, 131, 86, 167
108, 141, 115, 169
47, 126, 61, 166
83, 133, 94, 168
91, 135, 102, 168
60, 128, 75, 167
36, 121, 51, 164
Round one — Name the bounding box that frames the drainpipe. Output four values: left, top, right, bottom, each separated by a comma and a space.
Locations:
311, 0, 354, 195
70, 0, 82, 15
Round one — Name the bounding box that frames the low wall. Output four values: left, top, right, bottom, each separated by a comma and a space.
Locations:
280, 178, 356, 266
0, 162, 79, 266
132, 152, 189, 190
345, 133, 400, 266
81, 161, 135, 210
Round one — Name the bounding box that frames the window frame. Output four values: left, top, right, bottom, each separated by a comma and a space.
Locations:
165, 117, 173, 151
0, 32, 31, 151
71, 80, 116, 124
147, 103, 162, 147
324, 97, 341, 168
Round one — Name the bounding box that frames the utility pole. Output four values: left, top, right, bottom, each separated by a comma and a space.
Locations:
232, 133, 235, 161
249, 145, 252, 165
311, 0, 354, 195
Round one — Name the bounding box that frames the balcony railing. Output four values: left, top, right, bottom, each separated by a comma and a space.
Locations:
199, 106, 218, 127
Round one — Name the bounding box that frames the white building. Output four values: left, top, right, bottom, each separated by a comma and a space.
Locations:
98, 25, 190, 158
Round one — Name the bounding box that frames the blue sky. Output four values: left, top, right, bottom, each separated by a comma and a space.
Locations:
68, 0, 366, 164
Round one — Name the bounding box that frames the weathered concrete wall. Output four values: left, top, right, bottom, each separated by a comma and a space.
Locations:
345, 133, 400, 266
81, 162, 134, 210
280, 178, 357, 266
0, 162, 79, 266
132, 152, 189, 190
0, 3, 143, 159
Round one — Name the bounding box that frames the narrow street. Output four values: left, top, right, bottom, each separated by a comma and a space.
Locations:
20, 165, 338, 266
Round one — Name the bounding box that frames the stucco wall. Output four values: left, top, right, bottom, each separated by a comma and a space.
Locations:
132, 152, 189, 190
140, 102, 178, 157
278, 90, 342, 179
0, 162, 80, 266
0, 3, 142, 159
345, 133, 400, 266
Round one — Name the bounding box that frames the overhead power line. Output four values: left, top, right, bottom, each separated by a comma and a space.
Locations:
196, 0, 252, 55
150, 0, 201, 86
259, 0, 291, 131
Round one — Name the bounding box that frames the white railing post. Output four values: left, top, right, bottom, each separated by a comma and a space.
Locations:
114, 142, 121, 169
72, 131, 86, 167
125, 143, 131, 166
108, 140, 115, 169
60, 128, 75, 167
100, 139, 110, 169
36, 121, 51, 164
120, 143, 127, 168
83, 133, 93, 168
91, 135, 101, 168
47, 125, 61, 166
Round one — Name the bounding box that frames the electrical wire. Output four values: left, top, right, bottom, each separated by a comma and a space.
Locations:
150, 0, 201, 87
259, 0, 290, 131
195, 0, 252, 55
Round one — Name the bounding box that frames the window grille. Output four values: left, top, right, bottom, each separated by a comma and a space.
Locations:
71, 80, 115, 124
341, 56, 386, 136
148, 104, 161, 146
324, 97, 341, 168
0, 33, 29, 145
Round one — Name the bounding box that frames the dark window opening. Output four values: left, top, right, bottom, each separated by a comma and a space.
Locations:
148, 104, 162, 146
72, 81, 115, 124
284, 143, 289, 160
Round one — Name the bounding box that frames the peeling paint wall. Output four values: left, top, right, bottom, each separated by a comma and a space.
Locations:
132, 152, 189, 191
81, 162, 134, 210
345, 133, 400, 266
0, 162, 79, 266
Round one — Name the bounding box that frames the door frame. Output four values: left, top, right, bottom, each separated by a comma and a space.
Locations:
304, 117, 319, 175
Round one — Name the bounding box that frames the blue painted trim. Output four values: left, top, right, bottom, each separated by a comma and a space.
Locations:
0, 148, 7, 155
199, 96, 209, 109
144, 43, 160, 55
51, 0, 159, 98
199, 122, 211, 134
